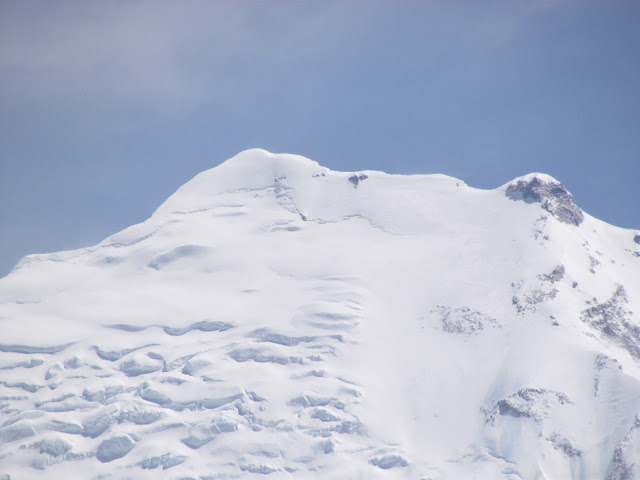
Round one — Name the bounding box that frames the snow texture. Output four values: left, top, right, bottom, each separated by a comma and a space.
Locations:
0, 149, 639, 480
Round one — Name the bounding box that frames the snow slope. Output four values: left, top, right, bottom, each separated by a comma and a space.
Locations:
1, 149, 639, 479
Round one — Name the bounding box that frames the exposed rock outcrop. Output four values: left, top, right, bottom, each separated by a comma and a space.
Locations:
506, 176, 584, 226
582, 285, 639, 358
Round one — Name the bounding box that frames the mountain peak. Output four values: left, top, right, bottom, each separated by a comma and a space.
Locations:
153, 149, 325, 216
219, 148, 321, 170
1, 151, 639, 479
503, 172, 584, 226
506, 172, 562, 186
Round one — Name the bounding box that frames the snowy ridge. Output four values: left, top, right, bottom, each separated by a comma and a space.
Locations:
1, 149, 639, 479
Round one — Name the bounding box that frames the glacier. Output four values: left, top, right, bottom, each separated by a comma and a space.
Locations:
0, 148, 639, 479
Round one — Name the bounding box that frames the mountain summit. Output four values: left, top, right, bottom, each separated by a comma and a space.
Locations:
1, 150, 639, 479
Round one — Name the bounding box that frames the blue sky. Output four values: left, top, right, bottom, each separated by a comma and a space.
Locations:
1, 1, 638, 277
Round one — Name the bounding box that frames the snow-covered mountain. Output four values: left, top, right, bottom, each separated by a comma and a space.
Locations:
1, 149, 639, 480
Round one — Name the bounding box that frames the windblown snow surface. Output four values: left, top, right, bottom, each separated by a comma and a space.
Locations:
1, 149, 640, 480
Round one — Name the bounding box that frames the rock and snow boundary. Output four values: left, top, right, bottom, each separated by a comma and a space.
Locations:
1, 149, 639, 479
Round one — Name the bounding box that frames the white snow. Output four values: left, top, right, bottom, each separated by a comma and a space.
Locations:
1, 149, 639, 479
499, 172, 562, 190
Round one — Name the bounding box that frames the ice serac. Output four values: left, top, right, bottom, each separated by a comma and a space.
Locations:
504, 173, 584, 226
0, 149, 639, 480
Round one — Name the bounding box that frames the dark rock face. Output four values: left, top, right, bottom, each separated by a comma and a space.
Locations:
607, 418, 640, 480
433, 305, 498, 335
348, 174, 368, 189
539, 265, 565, 283
582, 285, 640, 358
548, 432, 582, 457
512, 288, 558, 314
506, 177, 584, 226
485, 388, 572, 423
634, 234, 640, 245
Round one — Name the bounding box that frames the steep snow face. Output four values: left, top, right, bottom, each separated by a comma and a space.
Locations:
1, 149, 639, 480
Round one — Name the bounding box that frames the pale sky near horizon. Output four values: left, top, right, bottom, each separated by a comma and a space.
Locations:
1, 1, 639, 277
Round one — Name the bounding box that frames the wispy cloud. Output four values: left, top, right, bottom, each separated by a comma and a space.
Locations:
0, 2, 390, 113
